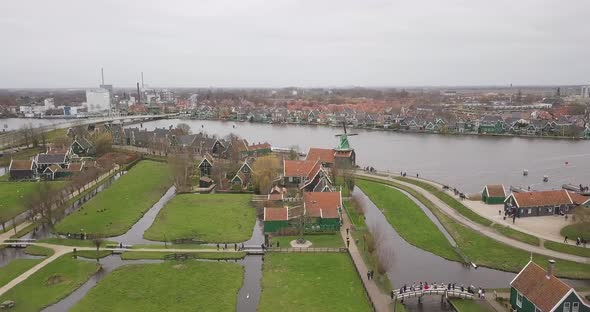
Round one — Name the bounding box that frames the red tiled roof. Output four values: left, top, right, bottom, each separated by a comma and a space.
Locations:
485, 184, 506, 197
511, 190, 573, 208
267, 194, 283, 201
67, 163, 83, 172
284, 160, 317, 177
511, 262, 571, 312
304, 192, 341, 219
306, 148, 335, 164
264, 207, 288, 221
334, 150, 353, 158
9, 159, 34, 171
569, 192, 590, 205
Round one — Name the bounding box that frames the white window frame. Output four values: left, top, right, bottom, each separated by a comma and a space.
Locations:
548, 207, 553, 213
516, 292, 523, 308
572, 302, 579, 312
564, 302, 570, 312
528, 208, 532, 214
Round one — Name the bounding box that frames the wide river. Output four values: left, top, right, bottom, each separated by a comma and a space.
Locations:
132, 119, 590, 193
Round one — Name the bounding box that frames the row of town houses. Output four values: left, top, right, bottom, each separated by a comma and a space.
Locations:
184, 105, 590, 138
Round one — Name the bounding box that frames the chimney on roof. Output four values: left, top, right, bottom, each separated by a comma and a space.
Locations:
547, 259, 555, 278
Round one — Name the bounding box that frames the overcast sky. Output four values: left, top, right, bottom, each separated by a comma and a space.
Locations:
1, 0, 589, 88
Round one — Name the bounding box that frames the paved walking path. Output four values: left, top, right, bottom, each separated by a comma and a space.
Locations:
356, 173, 589, 264
340, 208, 392, 312
406, 176, 587, 248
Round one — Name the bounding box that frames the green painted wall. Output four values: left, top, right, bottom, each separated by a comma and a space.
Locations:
555, 292, 590, 312
264, 220, 289, 233
510, 287, 536, 312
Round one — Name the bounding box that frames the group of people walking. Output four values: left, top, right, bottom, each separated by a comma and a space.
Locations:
390, 282, 486, 300
564, 236, 587, 247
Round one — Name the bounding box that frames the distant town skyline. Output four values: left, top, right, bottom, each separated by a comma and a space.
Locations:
1, 0, 589, 88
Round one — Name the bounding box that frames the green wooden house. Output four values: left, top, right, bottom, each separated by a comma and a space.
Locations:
482, 184, 506, 204
263, 207, 289, 233
70, 137, 95, 157
510, 260, 590, 312
303, 191, 342, 231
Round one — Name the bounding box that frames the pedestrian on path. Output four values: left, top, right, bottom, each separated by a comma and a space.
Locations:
216, 243, 220, 251
346, 238, 350, 248
367, 271, 371, 280
346, 227, 349, 235
564, 236, 568, 243
391, 290, 395, 300
277, 241, 280, 248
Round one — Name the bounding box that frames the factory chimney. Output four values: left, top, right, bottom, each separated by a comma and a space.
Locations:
101, 68, 105, 85
136, 82, 141, 104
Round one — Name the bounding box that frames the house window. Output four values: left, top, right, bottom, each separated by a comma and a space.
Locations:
516, 292, 523, 308
528, 208, 532, 214
548, 207, 553, 213
564, 302, 570, 312
572, 302, 579, 312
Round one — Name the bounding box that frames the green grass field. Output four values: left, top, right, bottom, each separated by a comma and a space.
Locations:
544, 240, 590, 258
120, 251, 246, 260
271, 233, 343, 248
356, 179, 461, 261
24, 245, 55, 256
258, 253, 372, 312
55, 161, 171, 236
491, 224, 540, 246
357, 177, 590, 279
0, 254, 99, 312
0, 180, 65, 222
0, 259, 43, 288
394, 177, 493, 226
70, 261, 243, 312
37, 238, 117, 248
450, 299, 491, 312
144, 193, 255, 243
0, 147, 44, 166
560, 223, 590, 240
76, 250, 113, 259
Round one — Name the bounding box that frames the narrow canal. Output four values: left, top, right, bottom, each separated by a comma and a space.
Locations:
108, 186, 176, 245
352, 187, 589, 290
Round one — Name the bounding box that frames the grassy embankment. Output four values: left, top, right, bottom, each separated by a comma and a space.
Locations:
394, 177, 555, 247
544, 241, 590, 258
0, 179, 66, 223
450, 299, 492, 312
561, 223, 590, 240
37, 238, 117, 247
343, 198, 408, 311
24, 245, 54, 256
357, 176, 590, 279
70, 261, 243, 312
144, 193, 255, 243
55, 160, 171, 237
0, 254, 99, 312
0, 259, 43, 288
120, 251, 246, 260
356, 179, 462, 262
258, 253, 373, 312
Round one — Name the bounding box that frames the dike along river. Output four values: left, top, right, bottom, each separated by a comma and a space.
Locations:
134, 119, 590, 193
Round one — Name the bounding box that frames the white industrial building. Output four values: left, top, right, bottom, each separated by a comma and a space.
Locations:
582, 86, 590, 98
85, 88, 112, 113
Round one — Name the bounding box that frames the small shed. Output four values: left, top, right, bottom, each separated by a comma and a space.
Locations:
263, 207, 289, 233
199, 177, 214, 188
482, 184, 506, 204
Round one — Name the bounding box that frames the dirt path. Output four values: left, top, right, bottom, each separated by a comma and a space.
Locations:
356, 173, 589, 264
340, 209, 393, 312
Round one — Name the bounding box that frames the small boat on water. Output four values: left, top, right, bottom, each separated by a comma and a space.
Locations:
562, 184, 590, 195
523, 169, 528, 176
543, 175, 549, 182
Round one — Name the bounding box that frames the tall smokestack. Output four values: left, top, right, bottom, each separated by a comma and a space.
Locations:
547, 259, 555, 278
141, 72, 144, 88
101, 68, 105, 85
136, 82, 141, 104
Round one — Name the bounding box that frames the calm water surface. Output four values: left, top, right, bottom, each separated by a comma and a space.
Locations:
135, 119, 590, 193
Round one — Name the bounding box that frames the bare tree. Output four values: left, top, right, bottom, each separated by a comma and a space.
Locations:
176, 123, 191, 135
93, 236, 104, 263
